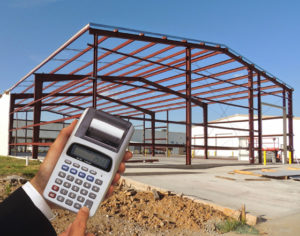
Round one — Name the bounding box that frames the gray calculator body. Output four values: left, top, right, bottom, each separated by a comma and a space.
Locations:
43, 108, 134, 216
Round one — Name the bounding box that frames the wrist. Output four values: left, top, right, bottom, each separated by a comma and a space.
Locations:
30, 177, 44, 196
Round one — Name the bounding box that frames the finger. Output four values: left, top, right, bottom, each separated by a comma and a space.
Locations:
117, 162, 126, 174
123, 151, 132, 162
85, 233, 95, 236
105, 185, 114, 198
69, 207, 90, 236
112, 173, 121, 185
49, 120, 78, 154
43, 120, 78, 169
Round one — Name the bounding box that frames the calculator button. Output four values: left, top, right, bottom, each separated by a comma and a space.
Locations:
87, 175, 94, 182
92, 186, 100, 192
63, 182, 71, 188
81, 166, 88, 172
83, 182, 91, 189
72, 185, 79, 192
66, 175, 75, 182
88, 193, 96, 199
60, 189, 68, 195
62, 165, 69, 171
84, 200, 93, 209
58, 171, 66, 178
89, 170, 96, 175
68, 192, 76, 199
75, 179, 83, 185
74, 203, 82, 209
51, 185, 59, 192
77, 196, 85, 203
78, 172, 86, 178
77, 196, 84, 202
57, 195, 65, 202
55, 178, 63, 185
80, 189, 88, 196
95, 179, 103, 185
65, 159, 72, 165
73, 163, 80, 168
48, 192, 56, 198
70, 168, 77, 175
65, 199, 73, 206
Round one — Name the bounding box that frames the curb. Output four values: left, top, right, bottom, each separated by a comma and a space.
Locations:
120, 176, 258, 226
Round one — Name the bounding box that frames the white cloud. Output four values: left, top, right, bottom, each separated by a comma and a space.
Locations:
10, 0, 61, 8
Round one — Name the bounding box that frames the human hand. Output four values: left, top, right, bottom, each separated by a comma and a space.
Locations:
30, 119, 132, 203
59, 207, 94, 236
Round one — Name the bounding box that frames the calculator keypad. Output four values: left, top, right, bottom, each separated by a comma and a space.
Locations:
50, 160, 103, 212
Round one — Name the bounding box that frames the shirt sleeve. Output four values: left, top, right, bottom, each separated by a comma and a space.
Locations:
22, 182, 55, 221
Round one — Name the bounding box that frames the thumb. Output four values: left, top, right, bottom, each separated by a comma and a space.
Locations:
68, 207, 90, 236
58, 223, 72, 236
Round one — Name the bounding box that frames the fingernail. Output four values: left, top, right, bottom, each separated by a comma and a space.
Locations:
81, 206, 90, 213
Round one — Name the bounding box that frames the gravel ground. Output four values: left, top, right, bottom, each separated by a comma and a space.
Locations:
1, 176, 230, 235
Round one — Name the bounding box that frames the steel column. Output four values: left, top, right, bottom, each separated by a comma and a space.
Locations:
8, 94, 16, 155
166, 110, 169, 157
92, 34, 98, 108
282, 90, 287, 164
32, 78, 43, 159
248, 69, 254, 164
288, 90, 294, 162
257, 74, 262, 163
151, 113, 155, 157
186, 47, 192, 165
203, 104, 208, 159
25, 111, 28, 153
143, 114, 146, 155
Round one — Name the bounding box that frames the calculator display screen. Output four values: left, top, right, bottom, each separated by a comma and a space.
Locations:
67, 143, 112, 171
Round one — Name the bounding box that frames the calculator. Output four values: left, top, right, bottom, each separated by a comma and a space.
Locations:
43, 108, 134, 217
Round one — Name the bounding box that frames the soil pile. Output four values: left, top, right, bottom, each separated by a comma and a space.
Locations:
1, 176, 228, 235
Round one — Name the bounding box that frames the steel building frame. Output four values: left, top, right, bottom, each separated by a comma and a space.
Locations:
6, 23, 294, 164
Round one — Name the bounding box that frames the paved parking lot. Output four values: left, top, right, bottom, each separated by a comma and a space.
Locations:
124, 156, 300, 222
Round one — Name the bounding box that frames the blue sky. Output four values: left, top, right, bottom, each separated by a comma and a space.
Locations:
0, 0, 300, 118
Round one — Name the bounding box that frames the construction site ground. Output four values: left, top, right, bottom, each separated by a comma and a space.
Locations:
124, 155, 300, 235
2, 155, 300, 235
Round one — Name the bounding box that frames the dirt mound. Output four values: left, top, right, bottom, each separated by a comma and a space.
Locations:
0, 176, 228, 235
52, 185, 227, 235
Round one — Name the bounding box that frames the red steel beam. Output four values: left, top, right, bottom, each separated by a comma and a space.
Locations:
257, 74, 263, 163
75, 62, 244, 116
105, 72, 256, 114
96, 59, 240, 112
107, 82, 278, 116
48, 44, 177, 113
55, 49, 210, 114
32, 78, 43, 159
248, 69, 254, 164
42, 36, 109, 91
92, 34, 98, 108
123, 90, 283, 117
89, 27, 220, 52
186, 47, 192, 165
288, 90, 294, 162
203, 104, 208, 159
151, 113, 155, 157
41, 39, 135, 109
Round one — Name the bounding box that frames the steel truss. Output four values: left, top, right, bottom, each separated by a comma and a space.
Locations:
7, 23, 294, 164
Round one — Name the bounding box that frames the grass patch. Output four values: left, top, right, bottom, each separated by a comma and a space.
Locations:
216, 219, 259, 235
5, 183, 12, 195
0, 156, 41, 178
